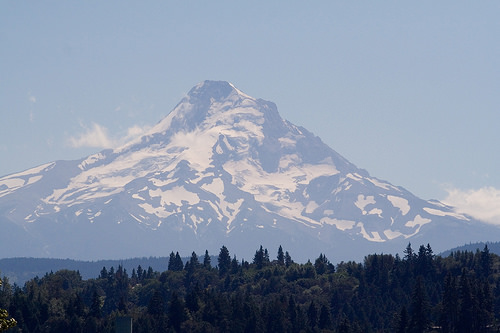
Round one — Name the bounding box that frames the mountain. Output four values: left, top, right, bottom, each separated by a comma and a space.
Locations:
1, 80, 499, 262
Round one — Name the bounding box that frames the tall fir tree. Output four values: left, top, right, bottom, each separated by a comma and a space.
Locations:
217, 245, 231, 276
277, 245, 285, 266
409, 276, 430, 333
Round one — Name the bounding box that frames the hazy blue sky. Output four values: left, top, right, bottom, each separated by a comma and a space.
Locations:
1, 2, 499, 223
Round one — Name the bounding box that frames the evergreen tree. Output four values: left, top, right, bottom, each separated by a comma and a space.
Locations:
203, 250, 211, 268
189, 251, 199, 267
168, 251, 176, 270
480, 244, 492, 278
99, 266, 108, 279
285, 251, 293, 267
0, 279, 16, 332
148, 290, 164, 317
168, 292, 185, 332
307, 300, 318, 329
277, 245, 285, 266
397, 306, 408, 333
315, 253, 333, 275
319, 304, 332, 330
440, 273, 459, 333
217, 245, 231, 276
287, 296, 298, 332
404, 243, 415, 260
89, 290, 102, 319
409, 276, 430, 333
137, 265, 144, 280
253, 245, 265, 269
458, 270, 475, 333
264, 248, 270, 264
168, 251, 184, 271
230, 255, 239, 274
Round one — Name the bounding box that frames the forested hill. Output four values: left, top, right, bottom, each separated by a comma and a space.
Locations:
1, 243, 499, 332
439, 241, 500, 257
0, 257, 173, 286
3, 241, 500, 286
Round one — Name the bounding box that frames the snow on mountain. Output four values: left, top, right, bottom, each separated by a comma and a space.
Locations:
1, 80, 499, 262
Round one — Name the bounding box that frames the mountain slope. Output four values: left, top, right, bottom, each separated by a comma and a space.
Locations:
1, 81, 499, 262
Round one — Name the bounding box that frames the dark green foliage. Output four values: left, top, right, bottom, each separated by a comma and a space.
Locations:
168, 251, 184, 271
217, 245, 231, 276
277, 245, 285, 266
203, 250, 211, 268
409, 276, 430, 333
2, 243, 500, 332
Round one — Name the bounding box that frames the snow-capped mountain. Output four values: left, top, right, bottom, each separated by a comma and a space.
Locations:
1, 81, 498, 262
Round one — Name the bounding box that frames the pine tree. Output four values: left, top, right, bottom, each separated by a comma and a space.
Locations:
440, 273, 459, 333
218, 245, 231, 276
89, 290, 102, 319
203, 250, 211, 268
397, 306, 408, 333
458, 270, 476, 333
189, 251, 199, 267
168, 292, 185, 332
148, 290, 164, 316
285, 251, 293, 267
253, 245, 265, 269
168, 251, 184, 271
168, 252, 176, 271
307, 300, 318, 328
0, 279, 16, 332
319, 304, 332, 329
409, 276, 430, 333
277, 245, 285, 266
480, 244, 491, 278
315, 253, 332, 275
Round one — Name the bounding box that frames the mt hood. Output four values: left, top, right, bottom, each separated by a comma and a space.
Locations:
1, 81, 498, 261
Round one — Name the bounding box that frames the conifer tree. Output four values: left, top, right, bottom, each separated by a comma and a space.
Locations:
0, 278, 16, 332
458, 270, 475, 333
189, 251, 199, 267
148, 290, 164, 317
409, 276, 430, 333
168, 251, 184, 271
89, 290, 102, 319
218, 245, 231, 276
203, 250, 211, 268
285, 251, 293, 267
397, 306, 408, 333
440, 273, 459, 333
319, 304, 332, 329
277, 245, 285, 266
253, 245, 265, 269
307, 300, 318, 328
168, 292, 185, 332
480, 244, 492, 278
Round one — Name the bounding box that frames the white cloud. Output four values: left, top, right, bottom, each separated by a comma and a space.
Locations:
68, 122, 150, 149
442, 187, 500, 225
124, 125, 149, 141
69, 123, 114, 149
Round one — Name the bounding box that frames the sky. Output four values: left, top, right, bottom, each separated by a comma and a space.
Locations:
1, 2, 499, 224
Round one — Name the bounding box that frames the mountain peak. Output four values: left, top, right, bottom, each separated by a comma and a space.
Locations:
144, 81, 264, 137
1, 81, 494, 262
187, 80, 240, 102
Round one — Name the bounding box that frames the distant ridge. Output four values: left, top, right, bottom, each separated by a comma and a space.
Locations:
439, 241, 500, 257
0, 257, 170, 285
4, 241, 500, 286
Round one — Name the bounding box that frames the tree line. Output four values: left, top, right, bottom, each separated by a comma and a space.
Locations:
0, 243, 499, 332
